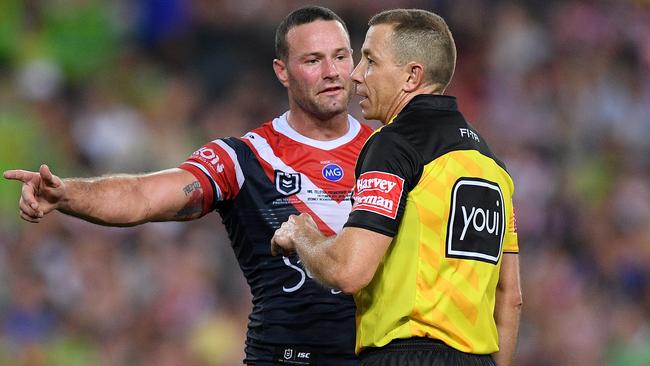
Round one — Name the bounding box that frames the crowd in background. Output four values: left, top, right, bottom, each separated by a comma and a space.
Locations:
1, 0, 649, 365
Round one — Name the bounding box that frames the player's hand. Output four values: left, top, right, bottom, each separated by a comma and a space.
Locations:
271, 215, 299, 256
3, 164, 65, 223
271, 213, 318, 256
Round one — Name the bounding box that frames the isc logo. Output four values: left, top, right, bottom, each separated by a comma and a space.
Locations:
446, 178, 505, 264
322, 163, 343, 182
281, 347, 311, 362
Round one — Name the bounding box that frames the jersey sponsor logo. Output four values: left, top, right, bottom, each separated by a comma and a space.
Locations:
352, 171, 404, 219
194, 147, 225, 172
322, 163, 343, 182
356, 175, 398, 193
459, 127, 480, 142
282, 256, 341, 295
284, 349, 293, 359
446, 178, 505, 264
275, 346, 313, 365
275, 170, 301, 196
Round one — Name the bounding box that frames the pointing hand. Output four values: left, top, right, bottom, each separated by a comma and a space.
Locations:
3, 164, 65, 223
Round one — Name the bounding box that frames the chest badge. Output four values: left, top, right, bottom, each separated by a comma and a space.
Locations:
275, 170, 301, 196
322, 163, 344, 182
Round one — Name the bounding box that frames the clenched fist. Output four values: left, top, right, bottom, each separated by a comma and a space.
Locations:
271, 213, 319, 256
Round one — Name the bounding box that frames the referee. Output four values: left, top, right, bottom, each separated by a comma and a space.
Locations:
272, 9, 522, 366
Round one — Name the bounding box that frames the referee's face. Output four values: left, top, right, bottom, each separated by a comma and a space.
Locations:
352, 24, 406, 124
276, 20, 354, 121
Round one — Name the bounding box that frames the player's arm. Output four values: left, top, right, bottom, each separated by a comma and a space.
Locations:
4, 164, 204, 226
271, 214, 391, 294
493, 253, 522, 366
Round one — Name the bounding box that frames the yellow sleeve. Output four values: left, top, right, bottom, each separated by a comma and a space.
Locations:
503, 202, 519, 253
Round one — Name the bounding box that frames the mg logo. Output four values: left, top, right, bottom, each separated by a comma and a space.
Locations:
275, 170, 301, 196
322, 163, 343, 182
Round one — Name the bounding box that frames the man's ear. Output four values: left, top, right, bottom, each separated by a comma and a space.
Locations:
273, 59, 290, 88
403, 62, 425, 92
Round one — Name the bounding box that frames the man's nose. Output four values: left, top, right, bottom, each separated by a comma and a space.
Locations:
350, 63, 363, 84
322, 58, 340, 79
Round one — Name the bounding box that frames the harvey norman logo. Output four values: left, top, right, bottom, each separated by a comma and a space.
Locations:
356, 176, 399, 193
352, 171, 404, 219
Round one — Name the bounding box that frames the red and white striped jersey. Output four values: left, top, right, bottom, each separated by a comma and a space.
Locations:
179, 112, 373, 363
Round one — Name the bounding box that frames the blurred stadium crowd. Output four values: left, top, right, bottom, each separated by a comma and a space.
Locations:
0, 0, 649, 365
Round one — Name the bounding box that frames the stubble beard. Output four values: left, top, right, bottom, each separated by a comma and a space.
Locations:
289, 76, 352, 121
303, 94, 348, 121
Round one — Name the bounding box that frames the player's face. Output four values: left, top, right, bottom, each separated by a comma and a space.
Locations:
351, 24, 405, 123
280, 20, 354, 120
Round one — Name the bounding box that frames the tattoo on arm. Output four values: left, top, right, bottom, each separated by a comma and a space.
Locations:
183, 181, 201, 195
175, 181, 203, 219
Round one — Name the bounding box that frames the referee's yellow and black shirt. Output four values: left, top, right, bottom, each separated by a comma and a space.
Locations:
344, 94, 519, 355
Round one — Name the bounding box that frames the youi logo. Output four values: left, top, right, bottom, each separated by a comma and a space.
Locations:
322, 163, 344, 182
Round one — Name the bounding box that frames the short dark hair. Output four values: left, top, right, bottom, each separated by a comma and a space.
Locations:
275, 6, 349, 61
369, 9, 456, 91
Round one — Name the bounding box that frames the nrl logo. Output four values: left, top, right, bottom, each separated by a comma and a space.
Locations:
284, 348, 293, 359
275, 170, 301, 196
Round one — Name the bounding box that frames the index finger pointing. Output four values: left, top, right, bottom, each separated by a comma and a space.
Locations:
3, 170, 33, 183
